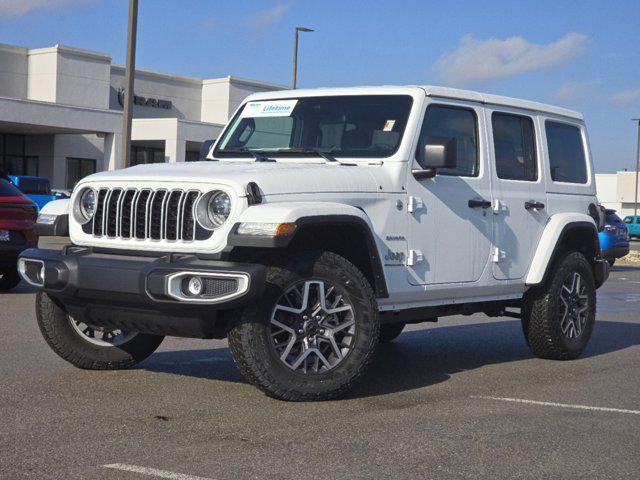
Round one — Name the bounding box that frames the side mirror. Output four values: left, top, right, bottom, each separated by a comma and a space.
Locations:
412, 137, 457, 179
199, 139, 216, 160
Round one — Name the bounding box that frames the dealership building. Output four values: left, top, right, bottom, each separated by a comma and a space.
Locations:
0, 42, 284, 189
595, 171, 640, 218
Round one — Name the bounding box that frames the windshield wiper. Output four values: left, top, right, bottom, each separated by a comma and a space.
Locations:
278, 148, 339, 163
221, 148, 275, 162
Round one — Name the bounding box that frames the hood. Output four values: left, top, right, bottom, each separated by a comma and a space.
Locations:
80, 160, 382, 197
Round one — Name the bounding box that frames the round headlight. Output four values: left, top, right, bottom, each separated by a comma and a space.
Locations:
77, 188, 96, 223
207, 191, 232, 227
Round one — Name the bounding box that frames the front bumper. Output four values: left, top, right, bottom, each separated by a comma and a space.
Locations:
601, 245, 630, 260
18, 246, 266, 338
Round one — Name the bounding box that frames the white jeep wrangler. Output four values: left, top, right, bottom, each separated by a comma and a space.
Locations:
19, 86, 609, 401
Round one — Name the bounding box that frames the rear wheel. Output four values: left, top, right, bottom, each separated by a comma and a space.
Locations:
522, 252, 596, 360
36, 292, 164, 369
379, 323, 405, 343
228, 250, 379, 401
0, 268, 21, 291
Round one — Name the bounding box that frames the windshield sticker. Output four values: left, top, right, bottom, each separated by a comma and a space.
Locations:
383, 120, 396, 131
241, 100, 298, 118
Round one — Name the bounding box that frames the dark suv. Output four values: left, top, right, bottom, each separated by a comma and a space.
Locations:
0, 173, 38, 291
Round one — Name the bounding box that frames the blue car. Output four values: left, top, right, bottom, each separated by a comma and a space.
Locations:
7, 175, 69, 212
624, 215, 640, 239
599, 209, 630, 266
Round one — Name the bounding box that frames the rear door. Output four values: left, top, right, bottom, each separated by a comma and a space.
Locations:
487, 109, 549, 280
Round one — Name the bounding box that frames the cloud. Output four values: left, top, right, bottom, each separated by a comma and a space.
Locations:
247, 1, 293, 29
433, 33, 588, 86
553, 81, 600, 104
611, 88, 640, 106
0, 0, 93, 17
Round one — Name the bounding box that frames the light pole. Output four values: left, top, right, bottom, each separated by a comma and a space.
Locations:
292, 26, 314, 89
633, 118, 640, 218
121, 0, 138, 168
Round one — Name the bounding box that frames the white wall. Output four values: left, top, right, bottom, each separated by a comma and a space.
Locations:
24, 135, 55, 181
27, 46, 111, 109
0, 44, 27, 99
52, 134, 104, 189
27, 49, 57, 103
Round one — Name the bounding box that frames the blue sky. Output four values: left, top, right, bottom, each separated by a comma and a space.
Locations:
0, 0, 639, 172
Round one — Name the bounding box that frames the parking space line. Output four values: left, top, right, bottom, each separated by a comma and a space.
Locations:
103, 464, 212, 480
472, 396, 640, 415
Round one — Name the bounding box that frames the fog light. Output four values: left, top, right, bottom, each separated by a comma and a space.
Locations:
187, 276, 203, 296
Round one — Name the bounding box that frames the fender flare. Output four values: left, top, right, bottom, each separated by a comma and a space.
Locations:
525, 213, 599, 286
227, 202, 388, 297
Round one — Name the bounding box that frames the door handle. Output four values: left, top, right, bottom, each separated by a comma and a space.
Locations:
468, 199, 492, 209
525, 200, 545, 211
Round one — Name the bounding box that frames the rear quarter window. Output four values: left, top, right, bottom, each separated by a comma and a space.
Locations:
545, 121, 588, 184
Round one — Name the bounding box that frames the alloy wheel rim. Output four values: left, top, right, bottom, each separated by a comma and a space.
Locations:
69, 317, 138, 347
559, 272, 589, 339
269, 279, 356, 374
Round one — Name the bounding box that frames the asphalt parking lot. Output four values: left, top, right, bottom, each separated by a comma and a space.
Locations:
1, 242, 639, 479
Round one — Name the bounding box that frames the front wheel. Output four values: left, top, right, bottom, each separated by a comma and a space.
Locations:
522, 252, 596, 360
36, 292, 164, 369
228, 250, 379, 401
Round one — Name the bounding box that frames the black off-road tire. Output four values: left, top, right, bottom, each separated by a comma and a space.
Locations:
228, 250, 379, 401
0, 268, 21, 291
36, 292, 164, 369
379, 323, 405, 343
522, 252, 596, 360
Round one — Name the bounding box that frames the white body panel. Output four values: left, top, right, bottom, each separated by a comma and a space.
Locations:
66, 85, 598, 311
525, 213, 595, 285
39, 198, 69, 216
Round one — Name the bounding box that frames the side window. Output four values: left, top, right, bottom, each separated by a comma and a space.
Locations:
624, 217, 632, 224
492, 112, 537, 181
545, 121, 588, 183
416, 105, 478, 177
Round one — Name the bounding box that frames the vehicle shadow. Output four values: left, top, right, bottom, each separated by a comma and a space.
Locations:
142, 318, 640, 398
612, 265, 640, 272
3, 282, 38, 294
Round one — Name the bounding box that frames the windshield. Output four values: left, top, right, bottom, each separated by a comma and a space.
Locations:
215, 95, 413, 159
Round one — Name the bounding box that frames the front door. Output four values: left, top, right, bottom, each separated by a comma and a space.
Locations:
487, 110, 548, 280
407, 101, 493, 286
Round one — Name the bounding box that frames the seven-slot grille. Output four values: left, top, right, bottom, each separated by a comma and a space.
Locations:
90, 188, 202, 241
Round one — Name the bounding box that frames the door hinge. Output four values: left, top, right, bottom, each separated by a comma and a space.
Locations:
408, 249, 424, 266
493, 199, 507, 214
407, 196, 424, 213
492, 247, 506, 263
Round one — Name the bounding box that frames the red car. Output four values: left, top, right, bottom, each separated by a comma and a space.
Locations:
0, 172, 38, 291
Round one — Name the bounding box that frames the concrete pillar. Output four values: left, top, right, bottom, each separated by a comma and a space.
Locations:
165, 138, 186, 163
104, 133, 122, 171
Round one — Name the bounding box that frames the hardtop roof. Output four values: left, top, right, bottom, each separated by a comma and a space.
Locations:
245, 85, 583, 121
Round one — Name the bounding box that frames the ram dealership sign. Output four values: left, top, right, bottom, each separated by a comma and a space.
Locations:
117, 88, 172, 110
